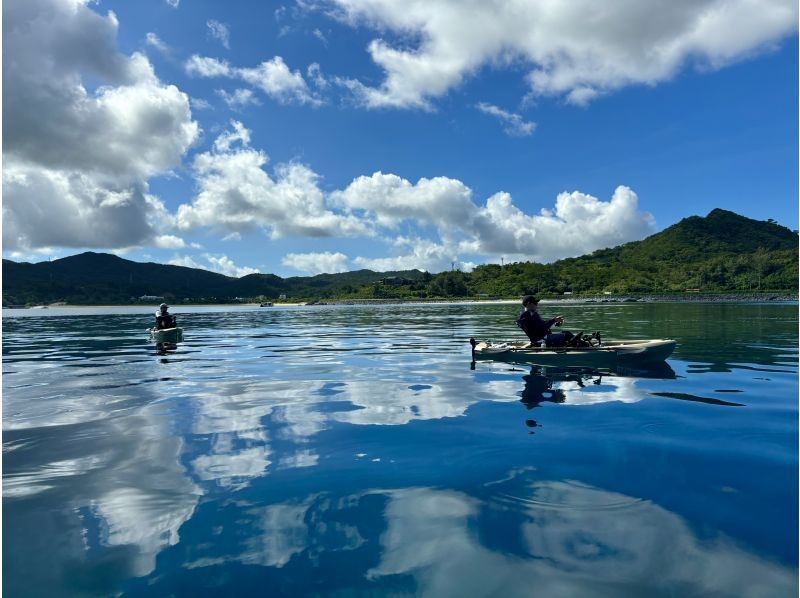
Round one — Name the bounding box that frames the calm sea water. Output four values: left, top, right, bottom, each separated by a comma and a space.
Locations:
3, 302, 798, 597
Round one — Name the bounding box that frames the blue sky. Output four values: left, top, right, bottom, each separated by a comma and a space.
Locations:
3, 0, 797, 276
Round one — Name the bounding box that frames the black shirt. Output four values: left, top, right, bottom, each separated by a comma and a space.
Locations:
516, 309, 558, 342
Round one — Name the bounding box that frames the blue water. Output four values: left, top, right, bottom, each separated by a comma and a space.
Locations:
3, 302, 798, 596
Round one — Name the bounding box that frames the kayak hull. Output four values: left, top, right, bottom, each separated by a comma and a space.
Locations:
471, 338, 676, 366
150, 327, 183, 343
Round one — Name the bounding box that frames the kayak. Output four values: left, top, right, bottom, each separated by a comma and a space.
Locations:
150, 327, 183, 343
470, 338, 676, 366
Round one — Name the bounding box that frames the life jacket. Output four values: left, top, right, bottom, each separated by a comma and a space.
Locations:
155, 313, 176, 329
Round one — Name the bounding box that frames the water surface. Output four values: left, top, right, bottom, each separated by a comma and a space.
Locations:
3, 302, 798, 596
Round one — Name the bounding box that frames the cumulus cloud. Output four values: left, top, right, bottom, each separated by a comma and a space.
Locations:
168, 253, 259, 277
331, 172, 475, 230
153, 235, 187, 249
334, 171, 654, 264
2, 0, 199, 252
207, 19, 230, 49
175, 121, 368, 238
3, 165, 167, 250
165, 0, 179, 7
172, 119, 654, 268
185, 55, 321, 105
206, 254, 259, 277
353, 238, 463, 273
282, 252, 350, 274
476, 103, 536, 137
322, 0, 798, 109
463, 186, 655, 262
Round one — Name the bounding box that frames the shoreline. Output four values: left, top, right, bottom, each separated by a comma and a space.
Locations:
6, 292, 795, 310
3, 292, 798, 311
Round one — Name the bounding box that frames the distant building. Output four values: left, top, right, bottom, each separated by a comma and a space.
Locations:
381, 276, 413, 285
139, 295, 164, 301
279, 294, 287, 300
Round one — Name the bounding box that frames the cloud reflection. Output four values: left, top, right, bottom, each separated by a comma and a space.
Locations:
367, 481, 795, 597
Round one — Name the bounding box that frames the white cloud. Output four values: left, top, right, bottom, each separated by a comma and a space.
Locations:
206, 254, 259, 277
185, 54, 232, 77
213, 119, 251, 152
165, 0, 179, 7
145, 32, 170, 55
466, 186, 655, 261
353, 238, 456, 273
2, 0, 199, 252
153, 235, 187, 249
323, 0, 798, 109
312, 28, 328, 45
217, 88, 262, 110
307, 63, 329, 89
185, 55, 321, 105
207, 19, 230, 49
367, 482, 795, 596
282, 251, 350, 275
335, 171, 654, 266
167, 254, 203, 269
476, 102, 536, 137
172, 120, 655, 269
190, 97, 213, 111
237, 57, 322, 106
331, 172, 474, 230
176, 122, 368, 238
167, 253, 259, 277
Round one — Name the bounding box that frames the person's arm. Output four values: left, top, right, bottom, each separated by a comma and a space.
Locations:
543, 314, 564, 329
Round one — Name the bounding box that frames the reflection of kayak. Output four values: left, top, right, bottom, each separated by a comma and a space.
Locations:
150, 327, 183, 343
471, 338, 676, 366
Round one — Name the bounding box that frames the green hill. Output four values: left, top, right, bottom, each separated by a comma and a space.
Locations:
2, 209, 797, 305
466, 209, 798, 296
2, 253, 425, 305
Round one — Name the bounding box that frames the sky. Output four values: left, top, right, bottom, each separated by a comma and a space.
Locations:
2, 0, 798, 277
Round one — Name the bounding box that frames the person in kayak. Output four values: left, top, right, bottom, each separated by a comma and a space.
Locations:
516, 295, 577, 347
155, 303, 177, 329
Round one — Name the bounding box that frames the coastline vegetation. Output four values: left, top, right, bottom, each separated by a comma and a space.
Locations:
3, 209, 797, 306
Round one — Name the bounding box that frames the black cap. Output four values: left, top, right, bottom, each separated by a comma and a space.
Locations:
522, 295, 540, 306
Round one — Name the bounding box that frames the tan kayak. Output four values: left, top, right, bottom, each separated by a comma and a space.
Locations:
150, 327, 184, 343
470, 338, 676, 366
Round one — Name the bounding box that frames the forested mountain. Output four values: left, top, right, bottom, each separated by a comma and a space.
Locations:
2, 253, 425, 305
3, 209, 797, 305
464, 209, 798, 296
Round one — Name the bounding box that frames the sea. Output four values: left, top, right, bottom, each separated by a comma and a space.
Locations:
2, 302, 798, 596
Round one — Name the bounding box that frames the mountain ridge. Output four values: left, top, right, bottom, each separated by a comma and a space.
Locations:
3, 209, 797, 305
